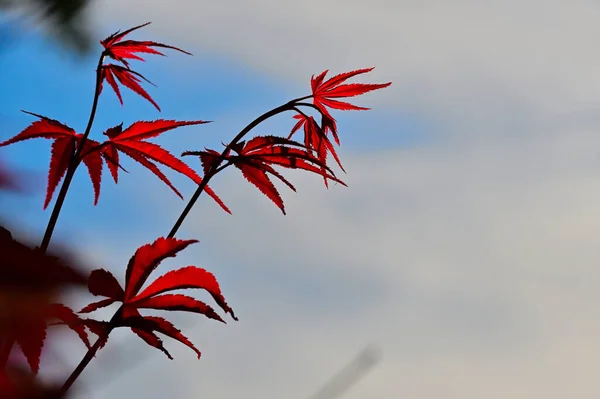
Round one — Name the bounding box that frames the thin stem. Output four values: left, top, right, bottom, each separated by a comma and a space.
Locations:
294, 102, 322, 114
168, 98, 302, 238
39, 53, 106, 253
60, 308, 121, 393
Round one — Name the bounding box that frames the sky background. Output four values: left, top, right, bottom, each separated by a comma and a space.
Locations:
3, 1, 600, 398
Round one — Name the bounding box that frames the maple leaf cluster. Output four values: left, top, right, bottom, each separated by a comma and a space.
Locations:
0, 224, 235, 373
0, 23, 229, 213
0, 21, 391, 396
0, 22, 390, 216
184, 68, 391, 213
99, 22, 192, 111
79, 237, 236, 359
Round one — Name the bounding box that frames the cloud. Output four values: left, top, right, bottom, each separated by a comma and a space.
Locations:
92, 1, 600, 130
50, 1, 600, 398
69, 120, 600, 398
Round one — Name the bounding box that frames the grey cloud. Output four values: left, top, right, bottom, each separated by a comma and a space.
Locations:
66, 121, 600, 398
91, 0, 600, 132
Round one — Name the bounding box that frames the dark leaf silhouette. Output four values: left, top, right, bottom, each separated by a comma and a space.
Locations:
80, 237, 236, 359
46, 304, 92, 349
121, 315, 200, 359
0, 364, 66, 399
0, 225, 89, 374
183, 135, 346, 214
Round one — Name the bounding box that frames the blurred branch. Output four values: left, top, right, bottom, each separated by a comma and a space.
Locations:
0, 0, 94, 54
307, 346, 380, 399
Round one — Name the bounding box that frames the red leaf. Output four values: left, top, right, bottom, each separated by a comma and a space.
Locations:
47, 304, 91, 349
101, 142, 121, 183
0, 225, 86, 290
111, 120, 210, 141
14, 318, 46, 374
257, 162, 296, 192
120, 141, 195, 178
184, 135, 345, 214
45, 136, 75, 209
288, 113, 345, 187
131, 327, 173, 359
99, 23, 190, 111
310, 68, 390, 120
240, 163, 286, 213
101, 22, 191, 68
98, 120, 230, 213
80, 298, 117, 313
0, 112, 75, 146
0, 226, 87, 374
130, 294, 225, 323
124, 237, 198, 301
77, 136, 104, 205
0, 112, 115, 207
308, 68, 390, 153
102, 22, 152, 49
0, 226, 86, 295
132, 266, 237, 320
0, 365, 65, 398
199, 180, 231, 214
81, 319, 111, 349
119, 316, 201, 359
196, 148, 221, 175
0, 112, 79, 209
78, 237, 235, 360
115, 145, 183, 198
102, 64, 160, 110
312, 68, 391, 99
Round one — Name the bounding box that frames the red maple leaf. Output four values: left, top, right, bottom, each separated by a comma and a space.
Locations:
100, 64, 161, 110
0, 112, 104, 208
288, 68, 391, 185
80, 237, 236, 359
92, 119, 230, 213
183, 135, 346, 214
0, 365, 65, 399
99, 22, 191, 111
11, 304, 93, 374
289, 113, 344, 187
101, 22, 191, 68
310, 67, 391, 117
0, 226, 90, 374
